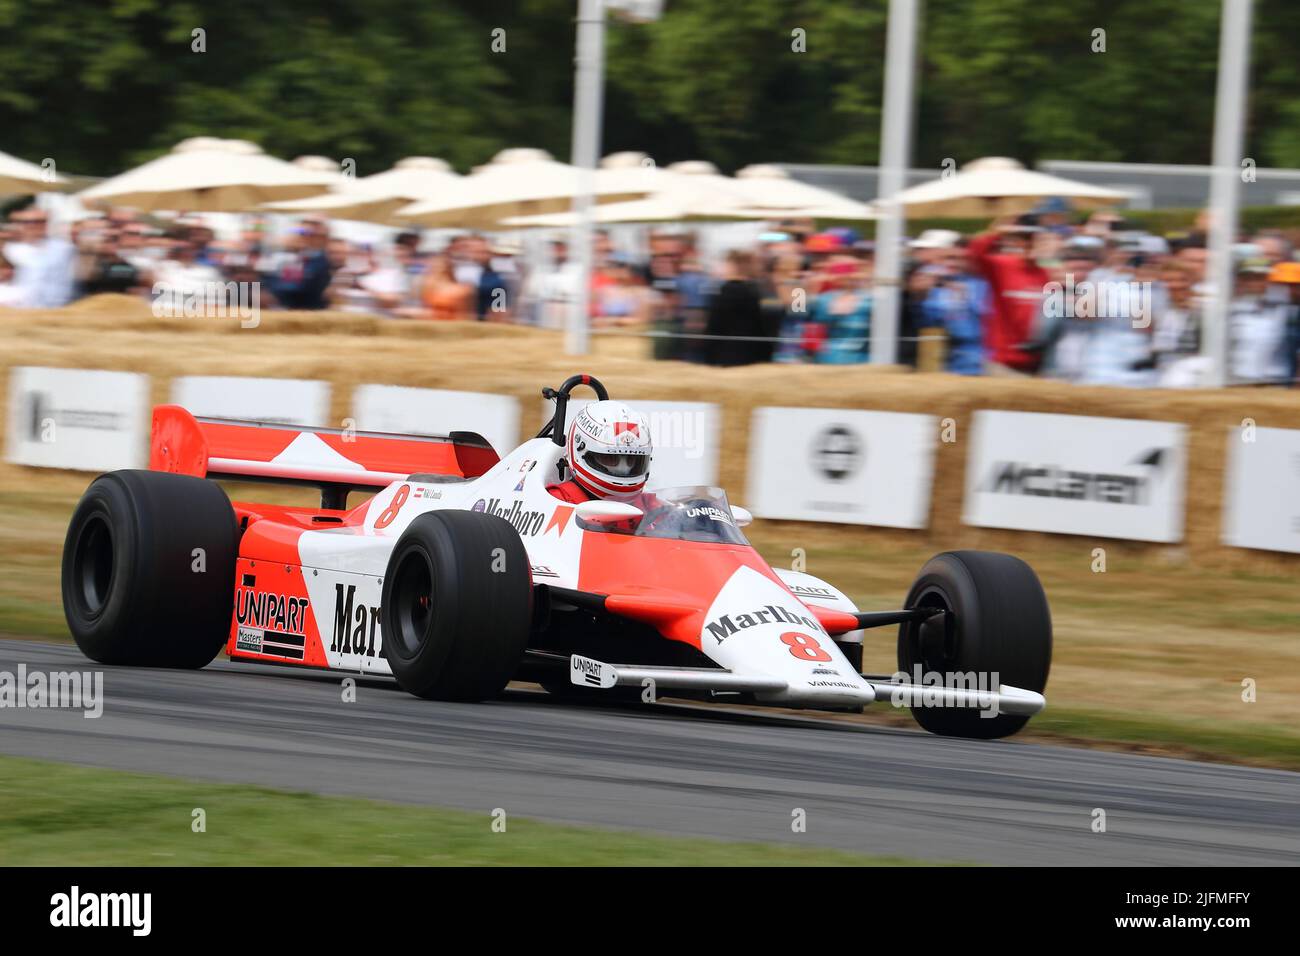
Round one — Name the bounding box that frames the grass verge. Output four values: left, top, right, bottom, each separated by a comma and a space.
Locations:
0, 754, 919, 866
1020, 707, 1300, 772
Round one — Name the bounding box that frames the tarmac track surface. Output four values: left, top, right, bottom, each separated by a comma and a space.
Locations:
2, 639, 1297, 865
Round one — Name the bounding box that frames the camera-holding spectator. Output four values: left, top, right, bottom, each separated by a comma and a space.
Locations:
920, 239, 989, 375
1032, 196, 1075, 237
968, 214, 1051, 376
116, 220, 164, 286
1035, 238, 1101, 379
1071, 236, 1157, 386
266, 218, 332, 310
3, 206, 76, 308
154, 232, 223, 298
907, 230, 967, 371
811, 255, 872, 364
79, 221, 142, 297
356, 233, 423, 317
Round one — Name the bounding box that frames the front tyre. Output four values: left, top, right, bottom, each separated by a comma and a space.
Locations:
898, 550, 1051, 740
62, 470, 238, 668
381, 510, 532, 701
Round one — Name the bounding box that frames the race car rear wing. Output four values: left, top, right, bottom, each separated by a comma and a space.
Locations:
148, 405, 499, 508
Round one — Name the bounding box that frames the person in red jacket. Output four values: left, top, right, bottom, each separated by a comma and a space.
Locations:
967, 216, 1051, 374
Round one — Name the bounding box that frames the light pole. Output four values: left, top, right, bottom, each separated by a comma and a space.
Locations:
566, 0, 608, 355
870, 0, 920, 367
564, 1, 663, 355
1202, 0, 1254, 387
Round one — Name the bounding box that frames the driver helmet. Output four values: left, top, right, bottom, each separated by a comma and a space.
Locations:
566, 400, 652, 500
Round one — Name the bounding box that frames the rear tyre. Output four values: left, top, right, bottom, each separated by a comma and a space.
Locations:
897, 550, 1051, 740
62, 470, 238, 668
381, 510, 532, 701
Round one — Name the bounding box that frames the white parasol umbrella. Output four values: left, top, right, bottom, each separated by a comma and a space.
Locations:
730, 164, 875, 220
657, 159, 753, 215
1, 148, 68, 195
289, 155, 350, 185
78, 137, 338, 213
502, 155, 757, 227
886, 156, 1128, 218
262, 157, 462, 224
397, 148, 650, 229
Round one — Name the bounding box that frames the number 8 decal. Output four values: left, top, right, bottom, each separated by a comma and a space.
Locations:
780, 631, 832, 662
374, 483, 410, 529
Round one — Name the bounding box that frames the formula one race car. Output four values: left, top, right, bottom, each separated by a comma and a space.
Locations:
61, 374, 1051, 739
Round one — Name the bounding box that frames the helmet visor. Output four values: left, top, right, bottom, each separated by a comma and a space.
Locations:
584, 450, 649, 478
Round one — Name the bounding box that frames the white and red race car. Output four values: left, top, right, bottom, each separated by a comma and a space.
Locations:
62, 374, 1051, 738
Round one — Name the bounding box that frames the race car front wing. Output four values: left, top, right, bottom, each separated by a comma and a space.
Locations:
568, 653, 1047, 716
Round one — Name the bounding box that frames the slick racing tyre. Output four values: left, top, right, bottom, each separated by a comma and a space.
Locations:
897, 551, 1051, 740
62, 470, 238, 668
381, 510, 532, 701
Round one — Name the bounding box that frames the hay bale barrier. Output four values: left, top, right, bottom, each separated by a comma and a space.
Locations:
3, 299, 1298, 571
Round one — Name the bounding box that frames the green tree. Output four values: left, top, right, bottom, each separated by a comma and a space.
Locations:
1, 0, 1297, 183
0, 0, 514, 175
604, 0, 886, 170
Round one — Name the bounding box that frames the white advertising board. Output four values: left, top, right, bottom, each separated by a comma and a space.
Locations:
357, 385, 520, 454
5, 366, 148, 472
1223, 426, 1300, 553
746, 406, 937, 528
171, 375, 330, 427
963, 411, 1186, 542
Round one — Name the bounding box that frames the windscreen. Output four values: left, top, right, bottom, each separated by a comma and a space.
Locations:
631, 486, 749, 545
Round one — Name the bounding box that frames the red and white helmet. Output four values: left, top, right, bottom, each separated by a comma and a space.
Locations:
566, 400, 652, 499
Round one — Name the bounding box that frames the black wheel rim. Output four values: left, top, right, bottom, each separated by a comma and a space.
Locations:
907, 585, 956, 674
72, 513, 115, 619
390, 547, 435, 658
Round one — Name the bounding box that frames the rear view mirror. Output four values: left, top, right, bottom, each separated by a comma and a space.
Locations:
574, 500, 644, 530
731, 506, 753, 527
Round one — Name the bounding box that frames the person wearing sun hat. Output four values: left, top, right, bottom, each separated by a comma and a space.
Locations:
1029, 196, 1074, 236
804, 231, 842, 255
1230, 258, 1290, 384
1269, 261, 1300, 385
810, 257, 872, 364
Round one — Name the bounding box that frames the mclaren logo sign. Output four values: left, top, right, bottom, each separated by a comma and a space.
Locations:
982, 448, 1171, 505
964, 411, 1186, 542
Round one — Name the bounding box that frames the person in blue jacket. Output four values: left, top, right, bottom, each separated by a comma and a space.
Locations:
267, 220, 333, 310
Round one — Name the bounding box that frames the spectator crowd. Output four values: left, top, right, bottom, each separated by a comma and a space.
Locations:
2, 199, 1298, 387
